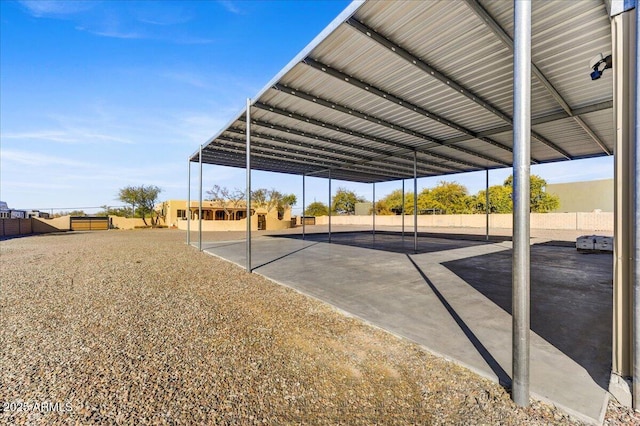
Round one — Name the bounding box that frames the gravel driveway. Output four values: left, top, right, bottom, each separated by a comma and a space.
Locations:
1, 229, 637, 425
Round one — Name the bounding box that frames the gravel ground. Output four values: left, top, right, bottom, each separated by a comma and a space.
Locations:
1, 229, 638, 425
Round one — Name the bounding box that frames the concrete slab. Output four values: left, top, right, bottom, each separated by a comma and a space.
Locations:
199, 231, 611, 424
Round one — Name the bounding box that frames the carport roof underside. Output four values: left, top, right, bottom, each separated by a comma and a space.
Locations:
192, 0, 614, 184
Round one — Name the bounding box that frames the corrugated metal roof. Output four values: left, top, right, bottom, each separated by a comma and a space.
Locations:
193, 0, 613, 183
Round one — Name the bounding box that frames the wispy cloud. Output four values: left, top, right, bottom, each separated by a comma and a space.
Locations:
1, 149, 90, 168
19, 0, 94, 17
160, 71, 211, 89
2, 129, 132, 145
77, 27, 144, 40
218, 1, 243, 15
18, 1, 212, 44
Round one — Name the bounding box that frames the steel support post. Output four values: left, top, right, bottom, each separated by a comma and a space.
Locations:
328, 170, 332, 243
246, 98, 252, 272
372, 182, 376, 240
187, 158, 191, 245
413, 151, 418, 253
302, 174, 306, 240
402, 179, 405, 239
512, 0, 531, 407
198, 145, 203, 252
612, 9, 637, 405
486, 169, 490, 241
633, 2, 640, 410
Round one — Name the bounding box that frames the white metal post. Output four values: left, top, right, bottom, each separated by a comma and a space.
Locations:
187, 158, 191, 245
413, 151, 418, 253
512, 0, 531, 407
328, 170, 332, 243
302, 174, 306, 240
402, 179, 405, 239
372, 182, 376, 241
612, 7, 636, 395
633, 2, 640, 410
198, 145, 203, 252
486, 169, 490, 241
246, 98, 252, 272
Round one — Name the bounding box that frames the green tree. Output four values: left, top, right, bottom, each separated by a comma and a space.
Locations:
373, 199, 393, 215
96, 205, 131, 217
419, 181, 472, 214
55, 210, 86, 217
304, 201, 329, 216
378, 190, 416, 214
332, 187, 366, 215
378, 189, 406, 214
503, 175, 559, 213
474, 185, 513, 213
251, 188, 297, 219
401, 192, 416, 214
118, 185, 162, 226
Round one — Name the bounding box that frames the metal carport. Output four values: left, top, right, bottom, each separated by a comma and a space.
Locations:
187, 0, 639, 413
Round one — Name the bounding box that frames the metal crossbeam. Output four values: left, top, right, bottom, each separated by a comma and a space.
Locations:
271, 82, 511, 166
464, 0, 611, 156
302, 58, 517, 159
346, 17, 512, 122
214, 136, 429, 179
239, 117, 468, 172
224, 128, 446, 175
240, 119, 474, 173
226, 126, 458, 174
346, 17, 567, 161
444, 100, 614, 145
254, 102, 510, 168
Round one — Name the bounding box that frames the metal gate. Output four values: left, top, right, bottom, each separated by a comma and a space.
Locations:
70, 216, 109, 231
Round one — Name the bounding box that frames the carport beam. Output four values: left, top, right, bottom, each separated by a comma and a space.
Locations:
198, 145, 203, 252
246, 98, 252, 272
512, 0, 531, 407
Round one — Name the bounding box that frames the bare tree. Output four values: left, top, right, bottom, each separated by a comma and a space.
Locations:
206, 185, 230, 220
227, 188, 245, 220
206, 185, 245, 220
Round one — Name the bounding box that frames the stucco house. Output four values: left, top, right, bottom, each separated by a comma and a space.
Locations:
157, 199, 293, 231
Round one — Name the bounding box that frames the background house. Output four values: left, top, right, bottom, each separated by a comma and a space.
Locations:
158, 200, 293, 231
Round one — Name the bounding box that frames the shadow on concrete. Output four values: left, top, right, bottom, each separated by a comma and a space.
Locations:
442, 245, 613, 390
252, 242, 320, 270
406, 254, 512, 388
275, 230, 510, 254
532, 240, 576, 248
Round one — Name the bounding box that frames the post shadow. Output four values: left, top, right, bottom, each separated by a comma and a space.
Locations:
406, 254, 512, 388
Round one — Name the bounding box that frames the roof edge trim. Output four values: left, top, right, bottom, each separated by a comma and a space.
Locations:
251, 0, 365, 102
192, 0, 365, 162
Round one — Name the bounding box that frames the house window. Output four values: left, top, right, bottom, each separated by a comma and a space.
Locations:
177, 209, 186, 219
215, 210, 226, 220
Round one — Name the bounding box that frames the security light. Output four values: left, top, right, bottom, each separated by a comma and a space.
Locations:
589, 53, 612, 80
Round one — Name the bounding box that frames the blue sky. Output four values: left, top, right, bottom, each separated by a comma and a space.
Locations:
1, 0, 613, 215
